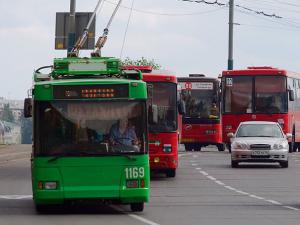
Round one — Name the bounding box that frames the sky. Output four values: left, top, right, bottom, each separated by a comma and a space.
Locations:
0, 0, 300, 99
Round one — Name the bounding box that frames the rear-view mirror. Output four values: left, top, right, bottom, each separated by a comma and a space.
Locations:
178, 100, 186, 115
286, 133, 292, 139
288, 89, 295, 101
227, 132, 235, 138
24, 98, 32, 118
149, 104, 158, 124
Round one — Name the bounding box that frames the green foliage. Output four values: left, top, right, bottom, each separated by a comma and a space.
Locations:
1, 104, 14, 123
122, 57, 161, 70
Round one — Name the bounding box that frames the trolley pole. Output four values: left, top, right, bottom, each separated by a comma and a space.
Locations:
67, 0, 76, 54
228, 0, 234, 70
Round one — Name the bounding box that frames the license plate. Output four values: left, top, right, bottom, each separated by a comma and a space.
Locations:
251, 150, 269, 156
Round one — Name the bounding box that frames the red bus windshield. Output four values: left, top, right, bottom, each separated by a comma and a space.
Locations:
223, 76, 288, 114
147, 82, 177, 133
180, 82, 219, 120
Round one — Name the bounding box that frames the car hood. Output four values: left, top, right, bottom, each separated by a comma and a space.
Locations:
232, 137, 287, 145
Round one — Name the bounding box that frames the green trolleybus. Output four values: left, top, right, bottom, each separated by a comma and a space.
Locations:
24, 57, 150, 212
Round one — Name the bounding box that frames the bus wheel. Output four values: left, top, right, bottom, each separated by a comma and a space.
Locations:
184, 144, 193, 151
166, 169, 176, 178
226, 143, 231, 153
35, 204, 49, 214
130, 203, 144, 212
194, 144, 202, 151
289, 142, 294, 153
217, 144, 225, 152
231, 160, 239, 168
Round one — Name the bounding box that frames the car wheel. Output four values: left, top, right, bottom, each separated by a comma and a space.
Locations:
280, 161, 289, 168
231, 160, 239, 168
130, 203, 144, 212
166, 169, 176, 178
217, 143, 225, 152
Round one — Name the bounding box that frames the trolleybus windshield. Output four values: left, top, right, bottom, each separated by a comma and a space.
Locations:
147, 82, 177, 133
224, 76, 287, 114
34, 101, 146, 156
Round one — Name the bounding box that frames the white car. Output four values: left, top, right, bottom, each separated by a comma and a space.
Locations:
228, 121, 291, 168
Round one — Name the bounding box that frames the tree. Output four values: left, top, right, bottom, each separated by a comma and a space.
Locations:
121, 57, 161, 70
1, 104, 14, 123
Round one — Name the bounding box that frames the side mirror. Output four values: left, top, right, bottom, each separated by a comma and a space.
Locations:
149, 104, 158, 124
286, 133, 292, 139
178, 100, 186, 115
288, 89, 295, 101
24, 98, 32, 118
227, 132, 235, 138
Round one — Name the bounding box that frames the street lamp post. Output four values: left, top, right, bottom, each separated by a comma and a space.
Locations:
228, 0, 234, 70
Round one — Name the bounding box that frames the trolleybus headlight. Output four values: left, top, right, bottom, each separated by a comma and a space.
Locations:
126, 180, 139, 188
44, 182, 58, 190
232, 142, 248, 150
163, 144, 172, 153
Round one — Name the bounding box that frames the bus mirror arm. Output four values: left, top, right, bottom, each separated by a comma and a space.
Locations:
288, 89, 295, 101
178, 100, 186, 115
24, 98, 33, 118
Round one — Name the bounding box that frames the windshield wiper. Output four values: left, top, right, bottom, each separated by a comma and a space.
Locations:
47, 151, 106, 163
110, 153, 137, 161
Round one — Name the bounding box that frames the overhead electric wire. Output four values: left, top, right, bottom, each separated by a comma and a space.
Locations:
120, 0, 135, 58
104, 0, 226, 16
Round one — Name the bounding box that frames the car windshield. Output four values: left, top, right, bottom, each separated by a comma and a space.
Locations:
147, 82, 177, 132
236, 124, 284, 138
34, 101, 147, 156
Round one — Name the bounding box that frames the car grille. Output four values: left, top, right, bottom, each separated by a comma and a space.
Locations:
250, 144, 271, 150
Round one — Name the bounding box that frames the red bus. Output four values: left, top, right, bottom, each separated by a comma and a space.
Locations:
178, 75, 224, 151
124, 66, 182, 177
221, 66, 300, 152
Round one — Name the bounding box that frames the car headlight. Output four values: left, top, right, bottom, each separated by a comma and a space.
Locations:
273, 141, 288, 150
232, 142, 248, 150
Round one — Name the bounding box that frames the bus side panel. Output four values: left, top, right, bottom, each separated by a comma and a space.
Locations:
148, 132, 178, 170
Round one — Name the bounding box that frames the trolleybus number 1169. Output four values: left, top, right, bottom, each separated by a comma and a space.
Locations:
125, 167, 145, 179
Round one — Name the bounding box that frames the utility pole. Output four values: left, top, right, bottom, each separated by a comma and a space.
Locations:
228, 0, 234, 70
68, 0, 76, 54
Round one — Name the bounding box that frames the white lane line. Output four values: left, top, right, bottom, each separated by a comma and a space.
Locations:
283, 206, 299, 211
215, 180, 225, 186
112, 206, 160, 225
207, 176, 216, 181
193, 155, 198, 158
197, 169, 300, 211
267, 200, 282, 205
191, 163, 198, 166
0, 195, 32, 199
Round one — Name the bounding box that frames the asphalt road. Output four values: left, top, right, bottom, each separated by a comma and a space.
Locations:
0, 145, 300, 225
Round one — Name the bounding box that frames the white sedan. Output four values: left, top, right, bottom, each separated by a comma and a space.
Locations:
228, 121, 291, 168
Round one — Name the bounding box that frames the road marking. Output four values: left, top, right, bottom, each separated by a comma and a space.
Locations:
112, 206, 160, 225
0, 195, 32, 199
283, 206, 299, 211
195, 167, 202, 170
197, 169, 300, 211
191, 163, 198, 166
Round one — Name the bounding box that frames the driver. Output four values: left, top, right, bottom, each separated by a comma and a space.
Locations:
109, 118, 138, 146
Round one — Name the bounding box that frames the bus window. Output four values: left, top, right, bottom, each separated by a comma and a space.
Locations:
255, 76, 287, 113
224, 76, 253, 114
